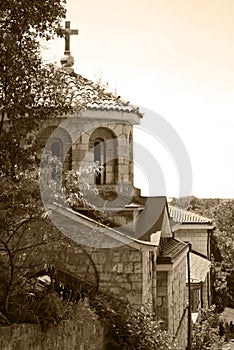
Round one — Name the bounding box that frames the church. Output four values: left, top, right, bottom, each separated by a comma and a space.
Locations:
35, 22, 213, 349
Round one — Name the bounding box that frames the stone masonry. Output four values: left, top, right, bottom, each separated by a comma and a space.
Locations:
156, 255, 188, 349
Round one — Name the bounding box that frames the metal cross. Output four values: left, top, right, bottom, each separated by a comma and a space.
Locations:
63, 21, 79, 54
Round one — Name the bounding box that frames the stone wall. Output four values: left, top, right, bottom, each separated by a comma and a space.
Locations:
38, 115, 135, 187
26, 205, 156, 311
0, 306, 104, 350
91, 246, 153, 307
167, 256, 188, 349
156, 271, 168, 327
156, 256, 188, 349
174, 228, 209, 257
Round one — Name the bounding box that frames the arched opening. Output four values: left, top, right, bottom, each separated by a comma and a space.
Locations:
36, 126, 72, 172
89, 127, 117, 185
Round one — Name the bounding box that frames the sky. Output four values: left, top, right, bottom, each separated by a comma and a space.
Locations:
42, 0, 234, 198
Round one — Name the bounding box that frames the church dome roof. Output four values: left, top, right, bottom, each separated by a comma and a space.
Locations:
34, 66, 142, 117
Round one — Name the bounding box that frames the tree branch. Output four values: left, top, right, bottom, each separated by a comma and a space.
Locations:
14, 241, 47, 254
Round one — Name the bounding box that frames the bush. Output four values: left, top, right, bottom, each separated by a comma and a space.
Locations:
191, 306, 225, 350
92, 293, 180, 350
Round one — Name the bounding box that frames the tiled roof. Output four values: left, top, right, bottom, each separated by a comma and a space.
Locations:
187, 252, 210, 283
157, 237, 188, 264
34, 68, 142, 116
169, 206, 213, 225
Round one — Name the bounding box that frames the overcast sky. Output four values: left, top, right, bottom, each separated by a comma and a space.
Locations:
42, 0, 234, 198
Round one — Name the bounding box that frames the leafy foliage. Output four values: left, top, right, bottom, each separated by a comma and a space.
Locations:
0, 159, 101, 322
93, 293, 180, 350
191, 306, 225, 350
0, 1, 79, 177
63, 163, 102, 209
1, 0, 66, 119
175, 196, 234, 310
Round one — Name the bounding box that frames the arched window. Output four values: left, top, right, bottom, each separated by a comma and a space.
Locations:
37, 126, 72, 171
89, 128, 117, 185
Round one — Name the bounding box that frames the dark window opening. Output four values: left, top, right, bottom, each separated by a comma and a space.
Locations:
94, 140, 106, 184
51, 139, 63, 180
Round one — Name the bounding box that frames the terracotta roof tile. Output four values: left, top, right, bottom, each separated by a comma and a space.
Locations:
157, 237, 188, 264
169, 206, 213, 224
34, 69, 142, 116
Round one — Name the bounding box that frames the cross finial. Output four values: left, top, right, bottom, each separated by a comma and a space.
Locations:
63, 21, 79, 55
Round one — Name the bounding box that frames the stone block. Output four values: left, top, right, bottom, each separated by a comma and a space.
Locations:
118, 137, 127, 146
111, 251, 122, 263
129, 250, 141, 262
134, 262, 142, 273
123, 124, 130, 134
100, 273, 111, 282
122, 174, 129, 182
120, 283, 132, 291
131, 282, 142, 292
128, 273, 142, 282
112, 263, 124, 273
124, 263, 134, 273
81, 133, 90, 144
113, 124, 123, 135
98, 281, 111, 289
114, 274, 128, 283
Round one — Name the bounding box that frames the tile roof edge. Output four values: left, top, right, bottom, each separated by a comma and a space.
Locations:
50, 202, 159, 249
169, 205, 213, 224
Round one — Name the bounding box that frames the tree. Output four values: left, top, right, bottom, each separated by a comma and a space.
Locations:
0, 169, 56, 322
183, 197, 234, 309
0, 1, 72, 176
0, 0, 66, 122
0, 0, 103, 325
207, 200, 234, 307
0, 158, 102, 324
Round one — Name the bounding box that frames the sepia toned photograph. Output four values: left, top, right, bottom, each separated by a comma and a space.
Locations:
0, 1, 233, 349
